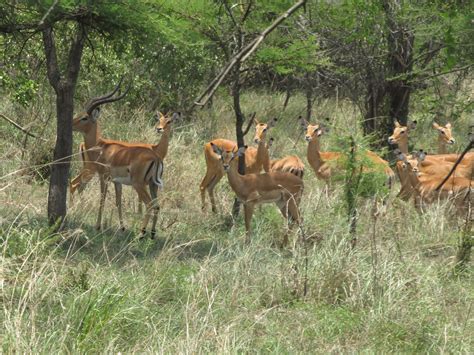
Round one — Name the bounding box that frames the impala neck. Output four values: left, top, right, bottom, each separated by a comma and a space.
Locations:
397, 136, 409, 155
307, 138, 323, 170
84, 124, 101, 150
226, 159, 245, 197
437, 136, 447, 154
256, 139, 270, 171
154, 125, 171, 159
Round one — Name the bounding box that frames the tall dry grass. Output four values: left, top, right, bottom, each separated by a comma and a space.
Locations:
1, 92, 473, 353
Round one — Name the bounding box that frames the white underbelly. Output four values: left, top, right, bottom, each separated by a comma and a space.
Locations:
110, 166, 132, 185
112, 176, 132, 185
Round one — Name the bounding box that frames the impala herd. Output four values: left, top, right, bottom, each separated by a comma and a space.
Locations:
70, 82, 473, 243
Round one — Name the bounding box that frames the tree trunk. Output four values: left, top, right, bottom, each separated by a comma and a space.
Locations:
383, 0, 414, 138
47, 88, 74, 225
232, 61, 245, 218
43, 25, 85, 227
363, 0, 414, 150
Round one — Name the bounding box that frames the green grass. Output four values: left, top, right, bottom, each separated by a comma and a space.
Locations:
1, 91, 473, 353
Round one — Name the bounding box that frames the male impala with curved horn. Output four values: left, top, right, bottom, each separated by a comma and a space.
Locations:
71, 80, 165, 237
199, 117, 276, 213
70, 109, 179, 197
211, 143, 303, 245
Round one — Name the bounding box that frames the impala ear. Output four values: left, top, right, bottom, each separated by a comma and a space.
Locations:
432, 122, 440, 130
417, 149, 426, 161
394, 148, 406, 162
236, 145, 247, 157
408, 120, 417, 129
268, 117, 277, 127
91, 108, 101, 122
445, 122, 451, 129
268, 137, 274, 147
210, 142, 222, 157
171, 112, 181, 121
156, 111, 164, 120
394, 120, 401, 128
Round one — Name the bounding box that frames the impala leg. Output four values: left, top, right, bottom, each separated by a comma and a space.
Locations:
149, 182, 160, 239
69, 168, 94, 201
200, 169, 216, 211
207, 173, 223, 214
134, 184, 153, 238
114, 182, 125, 231
200, 172, 221, 213
243, 203, 254, 244
96, 176, 108, 230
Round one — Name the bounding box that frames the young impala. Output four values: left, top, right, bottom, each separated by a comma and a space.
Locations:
211, 143, 304, 245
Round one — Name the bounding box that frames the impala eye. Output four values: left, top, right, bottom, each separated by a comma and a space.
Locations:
400, 130, 406, 134
441, 130, 445, 134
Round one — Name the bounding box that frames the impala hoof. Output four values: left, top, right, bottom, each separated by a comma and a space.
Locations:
150, 230, 156, 239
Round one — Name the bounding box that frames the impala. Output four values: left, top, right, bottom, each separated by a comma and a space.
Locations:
199, 117, 276, 213
265, 136, 305, 179
432, 122, 455, 154
71, 81, 167, 237
270, 155, 305, 178
70, 110, 179, 197
388, 120, 473, 163
388, 120, 472, 200
396, 150, 473, 215
211, 143, 304, 245
301, 119, 394, 185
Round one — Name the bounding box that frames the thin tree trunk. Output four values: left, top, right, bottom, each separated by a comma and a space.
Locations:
232, 61, 245, 218
43, 24, 85, 226
48, 88, 74, 225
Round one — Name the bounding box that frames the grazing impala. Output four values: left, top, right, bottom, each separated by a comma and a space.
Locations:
301, 118, 394, 185
199, 117, 276, 213
71, 81, 166, 237
211, 143, 304, 245
396, 150, 473, 215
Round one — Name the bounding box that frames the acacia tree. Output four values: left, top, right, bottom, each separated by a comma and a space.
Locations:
0, 1, 161, 226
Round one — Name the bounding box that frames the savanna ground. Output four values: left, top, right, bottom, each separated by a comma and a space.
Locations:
1, 92, 473, 353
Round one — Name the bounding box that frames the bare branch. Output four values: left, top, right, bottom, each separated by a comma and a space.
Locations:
242, 112, 256, 136
0, 113, 46, 140
191, 0, 307, 110
436, 138, 473, 191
